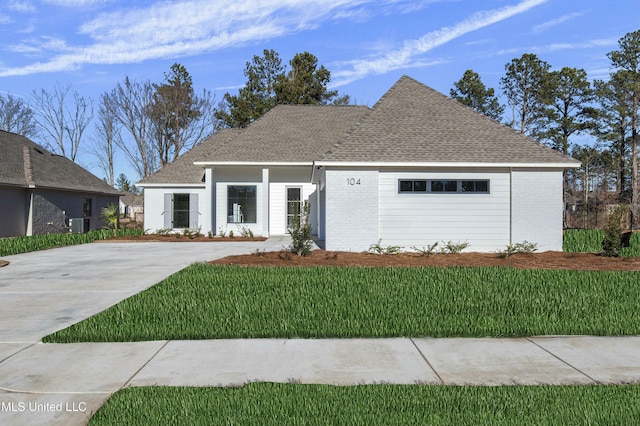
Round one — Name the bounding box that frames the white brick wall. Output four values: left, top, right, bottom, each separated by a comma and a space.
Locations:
324, 169, 378, 251
511, 170, 564, 251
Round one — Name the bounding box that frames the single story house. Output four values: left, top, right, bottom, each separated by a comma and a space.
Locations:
138, 76, 581, 252
119, 192, 144, 222
0, 130, 122, 237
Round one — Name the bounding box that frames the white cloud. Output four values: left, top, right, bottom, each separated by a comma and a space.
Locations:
8, 1, 36, 12
533, 11, 585, 33
0, 0, 377, 77
0, 14, 12, 24
332, 0, 549, 86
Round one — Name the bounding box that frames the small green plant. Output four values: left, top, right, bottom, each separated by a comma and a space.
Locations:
411, 242, 438, 257
99, 203, 120, 237
156, 228, 172, 236
602, 205, 629, 257
217, 226, 226, 237
229, 230, 234, 238
251, 248, 265, 257
237, 224, 253, 238
496, 241, 538, 259
207, 231, 213, 239
288, 201, 313, 256
182, 227, 201, 239
369, 239, 402, 255
440, 240, 469, 254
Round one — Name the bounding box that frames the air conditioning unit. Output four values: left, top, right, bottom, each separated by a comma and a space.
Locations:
70, 218, 89, 234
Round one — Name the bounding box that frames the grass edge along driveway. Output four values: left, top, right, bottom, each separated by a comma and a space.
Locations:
45, 264, 640, 342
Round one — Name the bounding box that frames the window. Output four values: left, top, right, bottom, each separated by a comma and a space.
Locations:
173, 194, 190, 228
82, 198, 92, 216
398, 179, 489, 194
228, 185, 257, 223
286, 187, 302, 229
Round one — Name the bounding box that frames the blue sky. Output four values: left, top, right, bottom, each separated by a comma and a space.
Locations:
1, 0, 638, 181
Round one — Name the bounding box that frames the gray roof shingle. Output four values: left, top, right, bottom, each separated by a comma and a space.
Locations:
0, 130, 121, 195
139, 105, 371, 184
320, 76, 581, 164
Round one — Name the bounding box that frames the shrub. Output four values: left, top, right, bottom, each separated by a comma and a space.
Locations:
411, 242, 438, 257
602, 205, 629, 257
369, 239, 402, 255
496, 241, 538, 259
440, 240, 470, 254
288, 201, 313, 256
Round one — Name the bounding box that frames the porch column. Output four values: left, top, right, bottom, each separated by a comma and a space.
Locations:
262, 168, 270, 237
203, 167, 213, 236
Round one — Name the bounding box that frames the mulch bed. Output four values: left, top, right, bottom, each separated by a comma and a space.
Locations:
210, 250, 640, 271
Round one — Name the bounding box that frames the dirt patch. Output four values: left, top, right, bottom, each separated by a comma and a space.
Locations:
0, 260, 9, 267
104, 234, 267, 242
210, 250, 640, 271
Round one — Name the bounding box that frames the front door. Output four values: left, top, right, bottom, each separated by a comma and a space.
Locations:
286, 187, 302, 231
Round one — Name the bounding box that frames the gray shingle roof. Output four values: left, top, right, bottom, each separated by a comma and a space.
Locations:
139, 105, 371, 184
320, 76, 581, 164
0, 130, 121, 195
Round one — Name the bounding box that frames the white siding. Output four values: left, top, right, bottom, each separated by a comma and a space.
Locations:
511, 170, 564, 251
324, 169, 379, 251
378, 171, 510, 252
144, 187, 207, 233
268, 167, 317, 235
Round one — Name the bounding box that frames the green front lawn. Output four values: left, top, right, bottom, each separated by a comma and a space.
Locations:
90, 383, 640, 425
44, 264, 640, 342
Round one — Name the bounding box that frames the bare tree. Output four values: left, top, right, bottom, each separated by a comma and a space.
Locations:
148, 64, 217, 166
104, 77, 156, 179
0, 93, 38, 137
31, 83, 94, 162
90, 93, 120, 186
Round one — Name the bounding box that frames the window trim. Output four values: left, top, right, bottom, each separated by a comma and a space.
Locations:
398, 179, 490, 194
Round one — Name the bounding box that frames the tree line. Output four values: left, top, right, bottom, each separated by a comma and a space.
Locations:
450, 30, 639, 230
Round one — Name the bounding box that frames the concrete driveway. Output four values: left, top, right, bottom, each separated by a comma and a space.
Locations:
0, 239, 289, 343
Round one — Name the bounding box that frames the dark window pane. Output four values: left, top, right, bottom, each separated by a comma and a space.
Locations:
431, 180, 444, 192
476, 180, 489, 192
413, 180, 427, 192
444, 180, 458, 192
228, 186, 257, 223
173, 194, 190, 228
399, 180, 413, 192
461, 181, 474, 192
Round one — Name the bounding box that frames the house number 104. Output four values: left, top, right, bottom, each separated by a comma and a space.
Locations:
346, 178, 361, 185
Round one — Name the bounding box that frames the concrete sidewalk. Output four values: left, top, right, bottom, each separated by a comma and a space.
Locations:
1, 336, 639, 425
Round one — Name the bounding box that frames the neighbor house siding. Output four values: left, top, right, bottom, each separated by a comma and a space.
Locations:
324, 168, 379, 251
377, 170, 511, 252
28, 190, 119, 235
511, 169, 564, 251
0, 187, 28, 237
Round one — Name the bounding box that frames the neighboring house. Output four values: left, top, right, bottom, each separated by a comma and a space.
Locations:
119, 192, 144, 222
138, 76, 581, 252
0, 130, 122, 238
